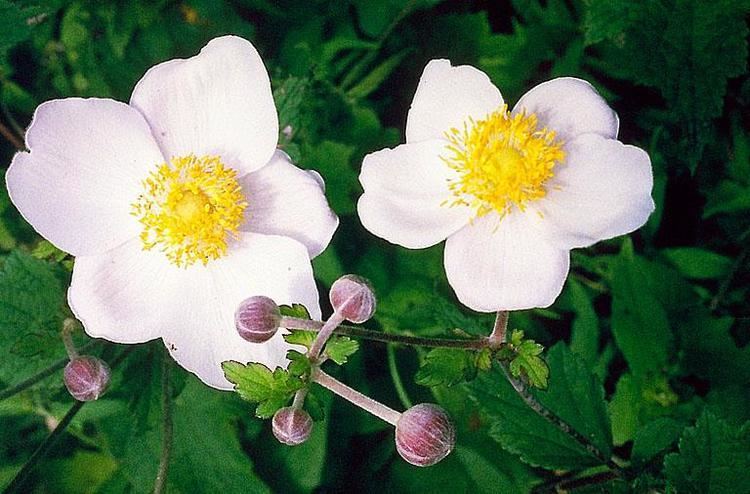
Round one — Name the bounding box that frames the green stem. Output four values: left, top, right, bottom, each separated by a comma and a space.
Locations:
387, 345, 413, 409
3, 347, 132, 492
154, 351, 174, 494
498, 361, 621, 474
3, 401, 85, 493
340, 0, 417, 90
280, 316, 492, 350
0, 341, 96, 402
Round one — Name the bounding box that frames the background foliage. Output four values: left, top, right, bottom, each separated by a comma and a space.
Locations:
1, 0, 749, 492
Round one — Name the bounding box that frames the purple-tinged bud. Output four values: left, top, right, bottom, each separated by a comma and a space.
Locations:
235, 296, 281, 343
395, 403, 455, 467
272, 407, 313, 446
63, 356, 111, 402
329, 275, 376, 324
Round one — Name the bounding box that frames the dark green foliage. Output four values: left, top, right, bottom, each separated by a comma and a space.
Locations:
0, 0, 749, 492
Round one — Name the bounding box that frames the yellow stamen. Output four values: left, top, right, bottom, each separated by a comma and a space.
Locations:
132, 154, 247, 267
442, 105, 565, 218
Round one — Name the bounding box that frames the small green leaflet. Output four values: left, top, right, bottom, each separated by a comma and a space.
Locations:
284, 330, 359, 366
279, 303, 311, 320
415, 348, 492, 387
507, 329, 549, 389
324, 337, 359, 365
222, 361, 304, 419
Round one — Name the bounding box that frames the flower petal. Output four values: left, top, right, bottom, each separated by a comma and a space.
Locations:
240, 150, 338, 258
6, 98, 162, 256
358, 140, 473, 249
444, 212, 570, 312
537, 134, 654, 249
513, 78, 619, 142
69, 233, 320, 389
405, 59, 504, 143
130, 35, 278, 176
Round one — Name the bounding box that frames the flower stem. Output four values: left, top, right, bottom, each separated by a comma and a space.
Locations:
0, 341, 96, 402
487, 311, 509, 348
154, 350, 174, 494
3, 347, 132, 493
0, 119, 24, 151
312, 368, 401, 426
307, 312, 345, 362
280, 316, 493, 350
498, 361, 621, 473
3, 400, 85, 493
387, 344, 413, 409
61, 319, 79, 360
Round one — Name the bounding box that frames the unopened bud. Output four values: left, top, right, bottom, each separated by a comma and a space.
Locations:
63, 356, 111, 401
272, 407, 313, 446
235, 296, 281, 343
395, 403, 455, 467
329, 275, 376, 323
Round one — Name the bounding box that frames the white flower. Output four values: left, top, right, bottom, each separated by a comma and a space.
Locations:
6, 36, 338, 389
358, 60, 654, 312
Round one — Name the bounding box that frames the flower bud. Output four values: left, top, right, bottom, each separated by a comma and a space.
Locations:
235, 296, 281, 343
395, 403, 455, 467
272, 407, 313, 446
329, 275, 376, 323
63, 356, 111, 402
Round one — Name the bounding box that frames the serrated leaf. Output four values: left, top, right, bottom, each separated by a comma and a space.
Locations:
286, 349, 311, 377
631, 417, 684, 466
468, 343, 612, 470
324, 336, 358, 365
222, 361, 304, 418
416, 348, 477, 387
664, 412, 750, 494
509, 338, 549, 389
0, 250, 68, 384
283, 329, 316, 349
278, 303, 311, 320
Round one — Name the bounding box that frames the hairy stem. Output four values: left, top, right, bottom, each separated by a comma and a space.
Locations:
154, 351, 174, 494
307, 312, 345, 361
487, 311, 509, 348
280, 316, 493, 349
61, 319, 79, 360
313, 368, 401, 426
498, 361, 621, 473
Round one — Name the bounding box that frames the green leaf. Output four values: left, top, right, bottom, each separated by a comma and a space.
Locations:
222, 361, 304, 418
0, 1, 31, 53
588, 0, 749, 126
286, 349, 311, 377
278, 303, 311, 320
0, 250, 68, 384
416, 348, 478, 387
567, 279, 600, 365
468, 344, 612, 469
631, 417, 684, 466
347, 48, 411, 99
508, 329, 549, 389
664, 412, 750, 494
323, 336, 359, 365
302, 140, 358, 215
610, 239, 672, 376
662, 247, 733, 280
703, 180, 750, 218
283, 329, 316, 349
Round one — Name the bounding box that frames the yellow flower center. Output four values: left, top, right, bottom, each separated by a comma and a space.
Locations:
132, 154, 247, 267
442, 105, 566, 218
